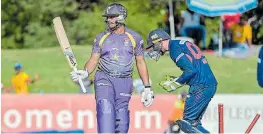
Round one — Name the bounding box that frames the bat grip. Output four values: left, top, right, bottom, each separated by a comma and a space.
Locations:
73, 67, 87, 93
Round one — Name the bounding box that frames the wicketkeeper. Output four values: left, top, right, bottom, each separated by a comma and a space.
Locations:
146, 29, 218, 133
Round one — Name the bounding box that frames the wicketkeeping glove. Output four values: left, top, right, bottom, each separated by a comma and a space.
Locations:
159, 75, 183, 92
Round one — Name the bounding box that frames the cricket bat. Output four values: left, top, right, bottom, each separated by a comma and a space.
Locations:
52, 17, 87, 93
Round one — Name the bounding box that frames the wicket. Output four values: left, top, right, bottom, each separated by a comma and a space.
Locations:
218, 104, 261, 134
218, 104, 224, 134
245, 114, 261, 134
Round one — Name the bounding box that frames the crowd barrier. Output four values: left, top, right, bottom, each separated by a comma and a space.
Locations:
1, 94, 263, 133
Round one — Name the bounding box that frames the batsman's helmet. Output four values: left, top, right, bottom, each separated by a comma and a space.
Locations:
102, 3, 127, 24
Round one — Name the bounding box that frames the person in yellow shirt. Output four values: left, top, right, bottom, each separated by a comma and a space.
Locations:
165, 91, 187, 134
11, 63, 39, 94
230, 15, 252, 47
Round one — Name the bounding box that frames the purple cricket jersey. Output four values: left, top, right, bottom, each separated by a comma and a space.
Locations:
92, 27, 144, 77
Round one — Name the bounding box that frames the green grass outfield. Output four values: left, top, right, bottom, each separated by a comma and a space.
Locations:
1, 45, 262, 94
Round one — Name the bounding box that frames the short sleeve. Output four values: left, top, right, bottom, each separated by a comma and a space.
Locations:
134, 36, 144, 56
92, 35, 102, 54
23, 73, 29, 81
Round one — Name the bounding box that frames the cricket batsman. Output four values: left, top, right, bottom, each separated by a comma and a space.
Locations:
146, 29, 217, 133
258, 46, 263, 88
70, 3, 154, 133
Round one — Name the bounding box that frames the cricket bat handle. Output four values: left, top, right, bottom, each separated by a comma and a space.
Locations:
73, 67, 87, 93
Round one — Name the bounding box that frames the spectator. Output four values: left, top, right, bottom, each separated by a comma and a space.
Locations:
248, 0, 263, 44
165, 91, 187, 134
223, 13, 241, 30
11, 63, 39, 94
229, 15, 252, 48
222, 13, 241, 48
179, 8, 207, 50
254, 0, 263, 19
208, 29, 219, 50
246, 0, 263, 20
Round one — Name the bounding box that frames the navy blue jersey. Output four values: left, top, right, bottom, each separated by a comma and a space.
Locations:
257, 46, 263, 88
169, 40, 217, 87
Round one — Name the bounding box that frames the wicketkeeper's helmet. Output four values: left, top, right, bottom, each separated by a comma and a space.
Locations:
146, 29, 170, 61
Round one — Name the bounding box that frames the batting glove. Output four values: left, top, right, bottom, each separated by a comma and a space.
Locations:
141, 86, 154, 107
70, 69, 89, 82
